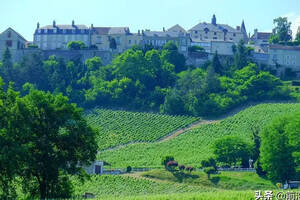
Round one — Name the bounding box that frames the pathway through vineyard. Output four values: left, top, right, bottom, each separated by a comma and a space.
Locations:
98, 100, 293, 153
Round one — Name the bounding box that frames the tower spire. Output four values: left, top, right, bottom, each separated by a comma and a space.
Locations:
212, 14, 217, 25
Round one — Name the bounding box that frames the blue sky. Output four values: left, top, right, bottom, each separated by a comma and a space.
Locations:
1, 0, 300, 41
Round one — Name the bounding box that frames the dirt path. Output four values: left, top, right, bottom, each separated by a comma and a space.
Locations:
99, 101, 296, 153
158, 119, 219, 142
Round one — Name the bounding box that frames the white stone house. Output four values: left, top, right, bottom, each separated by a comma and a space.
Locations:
84, 161, 104, 175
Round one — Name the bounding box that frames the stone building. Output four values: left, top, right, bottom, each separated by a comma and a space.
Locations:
250, 29, 272, 53
140, 25, 190, 54
33, 20, 90, 50
189, 14, 248, 49
91, 26, 142, 53
268, 44, 300, 76
0, 27, 27, 60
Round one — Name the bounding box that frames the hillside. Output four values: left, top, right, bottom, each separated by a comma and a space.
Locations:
97, 103, 300, 167
71, 170, 274, 199
85, 108, 200, 150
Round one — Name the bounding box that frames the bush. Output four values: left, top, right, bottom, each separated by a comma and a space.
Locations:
179, 165, 185, 171
201, 157, 217, 170
166, 161, 178, 171
67, 41, 86, 50
185, 166, 194, 173
204, 167, 216, 179
126, 166, 132, 173
161, 156, 174, 167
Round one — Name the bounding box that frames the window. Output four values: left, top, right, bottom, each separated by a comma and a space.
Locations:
63, 29, 66, 34
53, 29, 57, 33
81, 29, 85, 34
128, 39, 131, 44
7, 31, 11, 38
38, 29, 41, 33
6, 40, 12, 47
214, 32, 217, 35
194, 31, 198, 34
213, 37, 218, 40
233, 33, 236, 37
44, 29, 48, 33
72, 29, 75, 34
96, 36, 102, 44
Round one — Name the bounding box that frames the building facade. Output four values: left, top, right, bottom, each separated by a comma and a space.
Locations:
33, 21, 90, 50
91, 27, 142, 53
268, 44, 300, 76
0, 27, 27, 60
189, 15, 248, 49
141, 25, 190, 54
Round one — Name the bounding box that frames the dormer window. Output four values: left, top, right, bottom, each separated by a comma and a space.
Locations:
72, 29, 75, 34
81, 29, 85, 34
38, 29, 41, 33
53, 29, 57, 33
44, 29, 48, 33
194, 31, 198, 34
63, 29, 66, 34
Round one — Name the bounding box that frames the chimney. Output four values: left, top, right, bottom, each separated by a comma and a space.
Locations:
37, 22, 40, 29
53, 20, 56, 27
138, 30, 140, 35
163, 27, 165, 32
254, 29, 258, 39
236, 26, 240, 31
212, 14, 217, 25
72, 20, 75, 26
91, 24, 94, 29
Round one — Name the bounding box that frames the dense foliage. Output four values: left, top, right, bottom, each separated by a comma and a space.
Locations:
0, 80, 97, 199
85, 108, 199, 150
0, 39, 291, 117
260, 111, 300, 182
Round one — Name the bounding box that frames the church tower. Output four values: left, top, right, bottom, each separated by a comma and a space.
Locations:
241, 20, 248, 42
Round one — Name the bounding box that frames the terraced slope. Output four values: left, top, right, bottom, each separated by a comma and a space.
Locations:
85, 109, 200, 150
97, 103, 300, 167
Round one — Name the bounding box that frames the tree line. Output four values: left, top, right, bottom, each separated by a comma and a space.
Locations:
0, 40, 293, 117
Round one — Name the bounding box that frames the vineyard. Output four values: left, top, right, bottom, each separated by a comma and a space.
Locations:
97, 103, 300, 167
85, 108, 200, 150
71, 170, 273, 199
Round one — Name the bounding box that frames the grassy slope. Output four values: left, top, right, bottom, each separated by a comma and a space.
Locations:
72, 170, 274, 200
97, 103, 300, 167
142, 169, 275, 190
85, 108, 199, 150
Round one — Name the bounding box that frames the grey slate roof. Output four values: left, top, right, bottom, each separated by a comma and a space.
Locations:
40, 24, 89, 30
143, 30, 186, 37
92, 27, 130, 35
189, 22, 240, 33
167, 24, 186, 33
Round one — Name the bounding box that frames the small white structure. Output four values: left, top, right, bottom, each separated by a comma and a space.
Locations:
84, 161, 104, 175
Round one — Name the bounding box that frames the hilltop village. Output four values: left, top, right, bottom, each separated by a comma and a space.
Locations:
1, 14, 300, 77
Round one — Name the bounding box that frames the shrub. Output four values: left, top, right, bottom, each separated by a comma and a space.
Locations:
67, 41, 86, 50
185, 166, 194, 173
179, 165, 185, 171
161, 156, 174, 167
126, 166, 132, 173
204, 167, 216, 179
201, 157, 217, 170
166, 161, 178, 171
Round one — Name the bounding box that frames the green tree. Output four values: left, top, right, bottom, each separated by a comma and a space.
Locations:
233, 40, 252, 70
204, 65, 220, 93
67, 41, 86, 50
161, 41, 186, 73
260, 112, 300, 182
213, 136, 253, 167
0, 48, 14, 85
269, 17, 292, 44
12, 88, 97, 199
211, 51, 223, 75
0, 80, 21, 199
